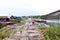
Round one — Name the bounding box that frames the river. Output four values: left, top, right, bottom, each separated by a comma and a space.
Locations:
46, 20, 60, 26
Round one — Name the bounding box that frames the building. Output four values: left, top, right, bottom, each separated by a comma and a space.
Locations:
0, 16, 9, 21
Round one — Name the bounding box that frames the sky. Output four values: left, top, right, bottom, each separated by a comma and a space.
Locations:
0, 0, 60, 16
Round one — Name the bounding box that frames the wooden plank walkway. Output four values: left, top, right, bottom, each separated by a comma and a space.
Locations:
5, 22, 44, 40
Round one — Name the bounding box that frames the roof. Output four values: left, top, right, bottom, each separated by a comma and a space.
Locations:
0, 16, 8, 18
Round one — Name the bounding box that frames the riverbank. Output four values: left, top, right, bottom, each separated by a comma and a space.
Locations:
38, 24, 60, 40
4, 21, 45, 40
0, 21, 25, 40
1, 18, 60, 40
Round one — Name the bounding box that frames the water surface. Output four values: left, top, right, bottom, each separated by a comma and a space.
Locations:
46, 20, 60, 26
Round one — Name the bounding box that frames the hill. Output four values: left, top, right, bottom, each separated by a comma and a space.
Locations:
41, 10, 60, 20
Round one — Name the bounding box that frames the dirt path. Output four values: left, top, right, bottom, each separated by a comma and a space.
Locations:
6, 22, 44, 40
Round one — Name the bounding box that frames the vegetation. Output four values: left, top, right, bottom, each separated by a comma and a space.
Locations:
0, 26, 16, 40
16, 21, 25, 26
38, 26, 60, 40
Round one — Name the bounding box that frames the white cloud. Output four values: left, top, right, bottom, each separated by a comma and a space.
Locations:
31, 0, 60, 15
0, 0, 60, 16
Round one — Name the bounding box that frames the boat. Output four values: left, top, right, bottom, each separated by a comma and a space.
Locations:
35, 19, 46, 23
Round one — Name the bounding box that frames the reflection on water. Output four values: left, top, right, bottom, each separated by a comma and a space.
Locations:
46, 20, 60, 26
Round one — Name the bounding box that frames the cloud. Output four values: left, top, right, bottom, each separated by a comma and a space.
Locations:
0, 0, 60, 16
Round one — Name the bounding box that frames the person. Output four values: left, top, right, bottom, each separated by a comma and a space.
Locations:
31, 17, 35, 25
28, 18, 32, 26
